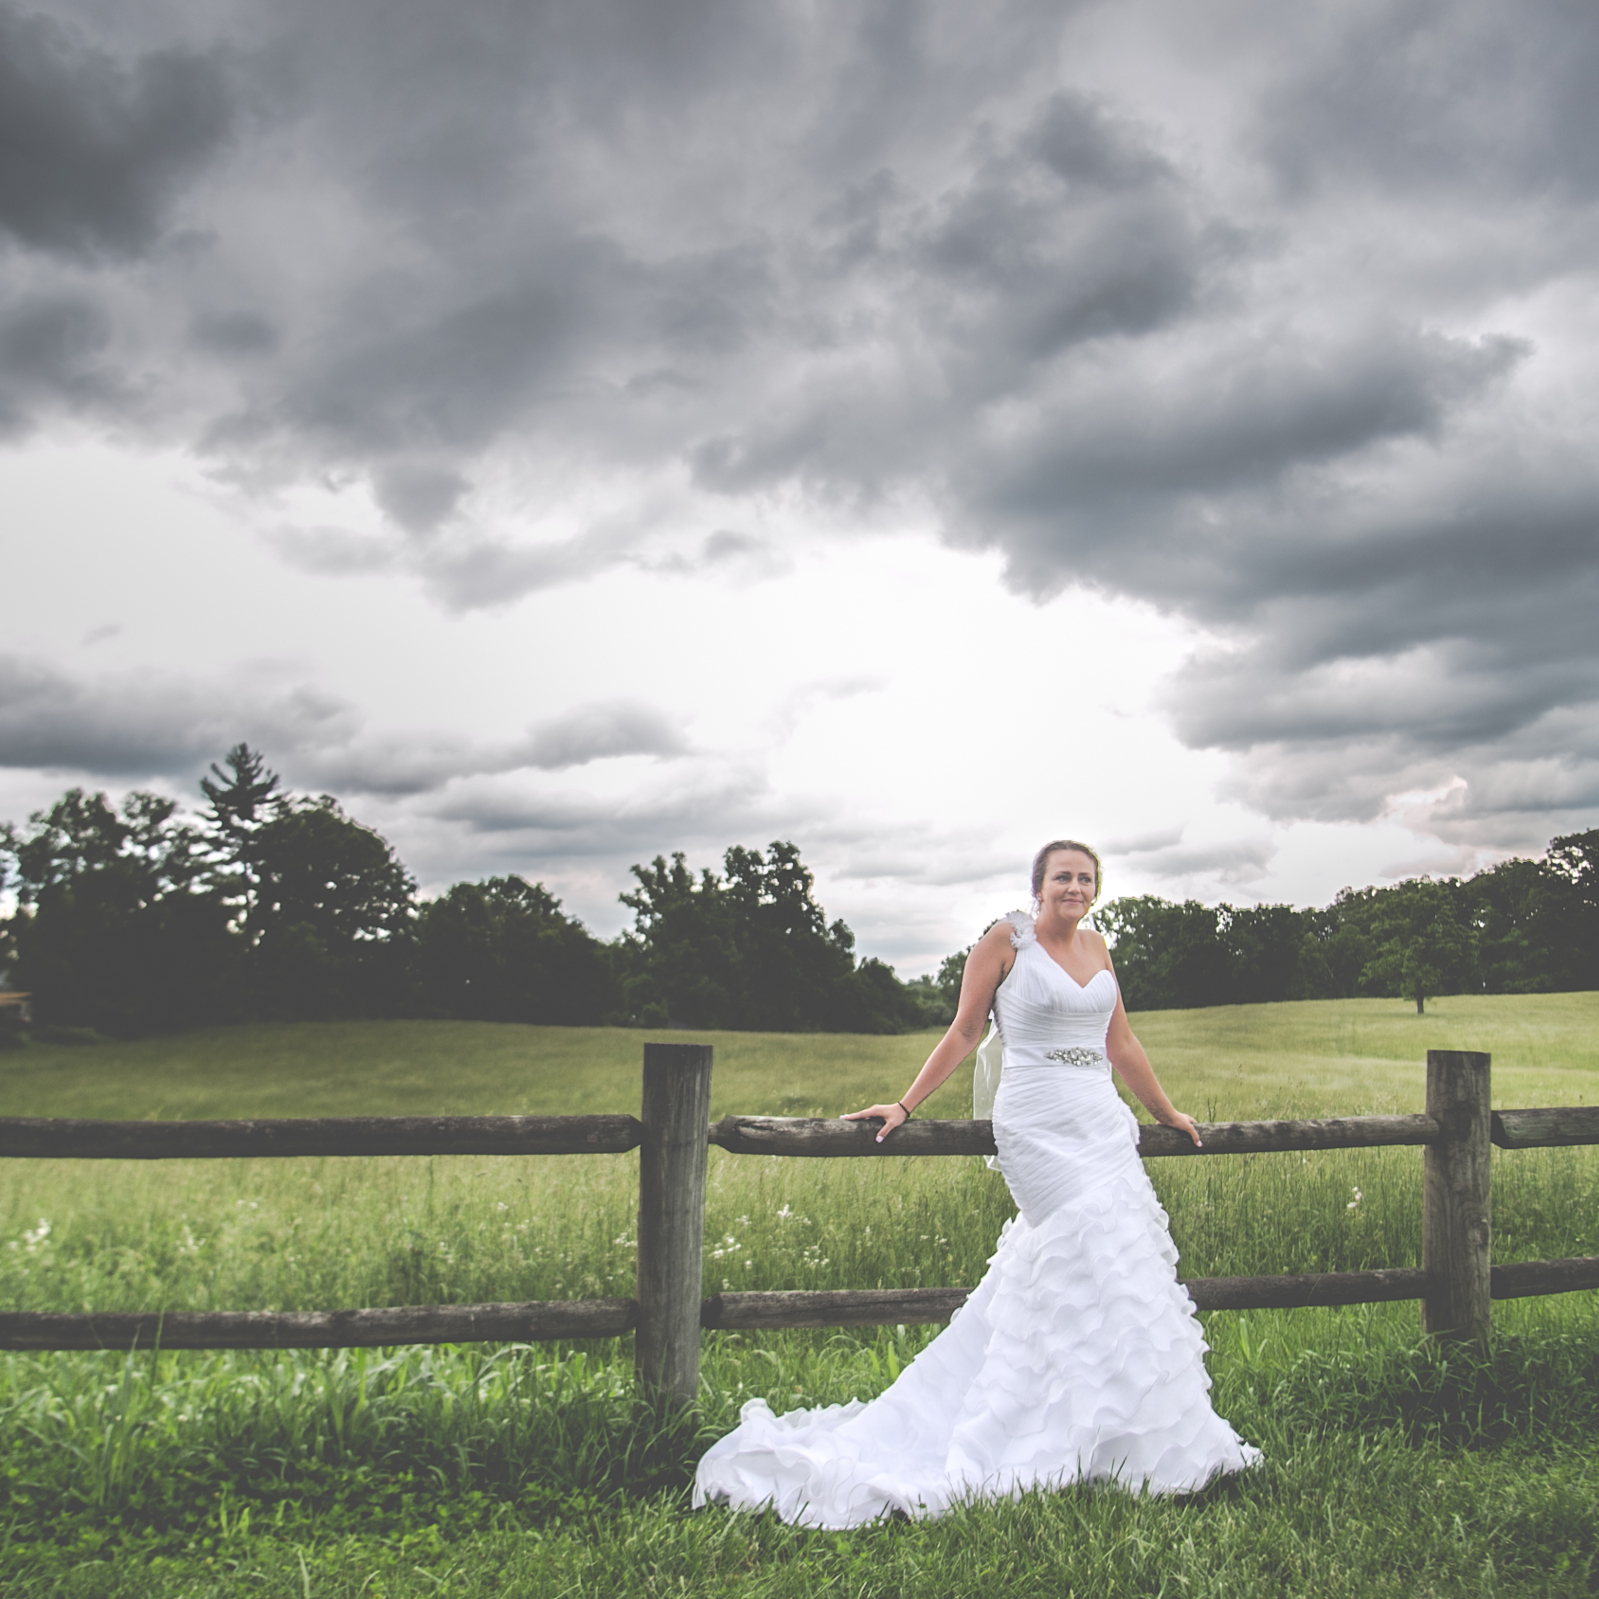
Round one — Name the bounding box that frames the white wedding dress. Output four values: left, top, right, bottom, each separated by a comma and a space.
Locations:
692, 912, 1260, 1528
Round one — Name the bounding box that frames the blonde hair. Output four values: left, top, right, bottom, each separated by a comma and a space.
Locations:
1030, 839, 1102, 901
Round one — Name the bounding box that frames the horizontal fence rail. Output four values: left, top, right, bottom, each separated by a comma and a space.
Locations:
9, 1102, 1593, 1163
0, 1114, 642, 1160
6, 1257, 1598, 1352
1492, 1106, 1599, 1149
709, 1112, 1444, 1159
3, 1047, 1598, 1401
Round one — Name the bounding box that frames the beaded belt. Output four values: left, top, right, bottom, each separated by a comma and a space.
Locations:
1044, 1046, 1106, 1067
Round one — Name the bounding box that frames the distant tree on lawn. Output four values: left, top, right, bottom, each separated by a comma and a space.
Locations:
1355, 877, 1479, 1013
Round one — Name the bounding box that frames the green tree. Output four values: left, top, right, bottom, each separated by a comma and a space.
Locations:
199, 742, 286, 927
1464, 855, 1571, 993
1094, 896, 1229, 1010
417, 876, 616, 1024
1218, 903, 1309, 1003
1545, 828, 1599, 990
244, 796, 418, 1017
617, 841, 921, 1032
724, 842, 891, 1030
617, 852, 739, 1027
1358, 878, 1479, 1013
903, 945, 970, 1028
0, 788, 240, 1034
1293, 902, 1368, 999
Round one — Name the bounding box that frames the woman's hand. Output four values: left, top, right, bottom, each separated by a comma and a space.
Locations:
1160, 1110, 1203, 1148
843, 1103, 909, 1144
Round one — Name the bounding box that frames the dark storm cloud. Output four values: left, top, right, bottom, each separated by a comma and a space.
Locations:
0, 653, 351, 779
8, 0, 1599, 852
0, 653, 688, 798
0, 3, 231, 257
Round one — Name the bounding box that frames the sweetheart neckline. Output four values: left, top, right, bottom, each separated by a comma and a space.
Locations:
1032, 947, 1115, 991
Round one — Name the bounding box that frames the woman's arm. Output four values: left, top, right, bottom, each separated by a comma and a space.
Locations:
1101, 941, 1202, 1147
843, 921, 1015, 1144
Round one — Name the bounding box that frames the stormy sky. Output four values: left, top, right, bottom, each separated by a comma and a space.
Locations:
2, 0, 1597, 970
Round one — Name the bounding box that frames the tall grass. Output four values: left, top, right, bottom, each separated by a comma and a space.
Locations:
2, 997, 1598, 1594
6, 1139, 1597, 1321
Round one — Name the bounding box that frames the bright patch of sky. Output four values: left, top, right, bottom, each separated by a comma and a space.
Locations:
1, 440, 1462, 973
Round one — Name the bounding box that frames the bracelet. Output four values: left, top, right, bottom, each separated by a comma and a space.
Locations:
896, 1099, 914, 1118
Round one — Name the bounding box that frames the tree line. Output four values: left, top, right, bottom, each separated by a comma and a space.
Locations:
1096, 835, 1599, 1013
0, 746, 949, 1039
0, 743, 1594, 1040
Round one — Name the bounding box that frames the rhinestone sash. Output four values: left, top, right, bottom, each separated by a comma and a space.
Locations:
1044, 1046, 1106, 1068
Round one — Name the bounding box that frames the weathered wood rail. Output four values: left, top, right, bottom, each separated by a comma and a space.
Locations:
3, 1044, 1598, 1409
0, 1113, 643, 1159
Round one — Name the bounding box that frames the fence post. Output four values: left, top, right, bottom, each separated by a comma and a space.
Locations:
636, 1042, 713, 1410
1422, 1049, 1492, 1346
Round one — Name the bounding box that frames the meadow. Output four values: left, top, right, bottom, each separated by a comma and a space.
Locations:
2, 992, 1598, 1596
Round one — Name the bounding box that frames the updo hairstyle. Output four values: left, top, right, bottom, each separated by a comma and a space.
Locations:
1030, 838, 1103, 902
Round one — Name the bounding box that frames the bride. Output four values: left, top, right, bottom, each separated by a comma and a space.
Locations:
693, 838, 1260, 1527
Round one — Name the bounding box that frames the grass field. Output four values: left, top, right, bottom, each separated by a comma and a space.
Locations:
2, 993, 1598, 1596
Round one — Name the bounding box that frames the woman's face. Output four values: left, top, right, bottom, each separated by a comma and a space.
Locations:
1037, 849, 1098, 920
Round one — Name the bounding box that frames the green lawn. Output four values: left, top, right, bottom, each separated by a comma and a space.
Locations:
4, 990, 1597, 1123
2, 995, 1598, 1596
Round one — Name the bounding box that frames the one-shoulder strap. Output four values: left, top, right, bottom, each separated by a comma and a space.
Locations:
1002, 908, 1036, 949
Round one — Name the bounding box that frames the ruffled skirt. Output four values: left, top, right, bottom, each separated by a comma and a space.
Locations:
692, 1066, 1260, 1528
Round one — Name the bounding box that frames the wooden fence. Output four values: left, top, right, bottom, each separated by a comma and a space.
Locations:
3, 1043, 1599, 1410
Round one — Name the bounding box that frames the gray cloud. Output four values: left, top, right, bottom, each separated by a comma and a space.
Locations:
231, 698, 690, 797
0, 653, 687, 802
3, 0, 1598, 854
0, 4, 231, 257
0, 652, 352, 779
0, 293, 123, 433
1258, 0, 1599, 204
370, 463, 468, 533
1100, 829, 1276, 890
521, 701, 688, 770
1101, 827, 1184, 857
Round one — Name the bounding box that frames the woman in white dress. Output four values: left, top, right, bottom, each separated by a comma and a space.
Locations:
693, 839, 1260, 1528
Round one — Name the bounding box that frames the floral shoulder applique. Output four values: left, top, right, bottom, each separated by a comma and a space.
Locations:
1002, 909, 1037, 950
